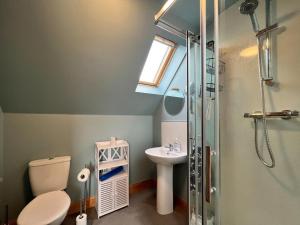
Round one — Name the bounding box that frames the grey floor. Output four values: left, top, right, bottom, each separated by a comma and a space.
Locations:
63, 189, 187, 225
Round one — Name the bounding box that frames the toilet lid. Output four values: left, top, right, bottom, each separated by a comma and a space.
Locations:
17, 190, 71, 225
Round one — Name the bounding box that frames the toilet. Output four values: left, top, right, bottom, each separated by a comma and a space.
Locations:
17, 156, 71, 225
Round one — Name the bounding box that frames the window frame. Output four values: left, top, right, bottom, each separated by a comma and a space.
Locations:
138, 36, 176, 87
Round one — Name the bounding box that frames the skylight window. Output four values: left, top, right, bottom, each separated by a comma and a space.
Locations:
139, 36, 175, 86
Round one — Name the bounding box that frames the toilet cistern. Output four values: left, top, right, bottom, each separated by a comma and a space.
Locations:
17, 156, 71, 225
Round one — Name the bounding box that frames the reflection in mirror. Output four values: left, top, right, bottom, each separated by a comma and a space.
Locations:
164, 87, 185, 116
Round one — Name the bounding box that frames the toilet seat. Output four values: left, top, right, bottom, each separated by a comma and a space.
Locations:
17, 190, 71, 225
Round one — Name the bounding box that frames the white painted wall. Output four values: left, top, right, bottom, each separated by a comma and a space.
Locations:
161, 121, 188, 201
220, 1, 300, 225
161, 121, 187, 153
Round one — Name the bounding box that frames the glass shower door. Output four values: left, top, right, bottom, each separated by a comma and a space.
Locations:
188, 0, 220, 224
203, 1, 221, 225
187, 31, 203, 225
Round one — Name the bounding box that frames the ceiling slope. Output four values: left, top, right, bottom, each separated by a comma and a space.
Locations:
0, 0, 167, 115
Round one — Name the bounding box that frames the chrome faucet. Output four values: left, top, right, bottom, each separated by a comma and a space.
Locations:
173, 138, 181, 152
165, 144, 174, 153
165, 139, 181, 153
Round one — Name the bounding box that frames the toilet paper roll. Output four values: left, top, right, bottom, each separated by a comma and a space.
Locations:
76, 213, 87, 225
77, 168, 90, 183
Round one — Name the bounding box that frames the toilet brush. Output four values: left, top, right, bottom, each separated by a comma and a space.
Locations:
76, 167, 90, 225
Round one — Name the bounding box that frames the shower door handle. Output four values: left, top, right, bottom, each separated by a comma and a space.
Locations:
205, 146, 212, 203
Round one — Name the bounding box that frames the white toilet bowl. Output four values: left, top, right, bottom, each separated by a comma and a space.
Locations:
17, 190, 71, 225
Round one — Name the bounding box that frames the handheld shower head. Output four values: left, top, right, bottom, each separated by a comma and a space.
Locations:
239, 0, 260, 32
240, 0, 258, 15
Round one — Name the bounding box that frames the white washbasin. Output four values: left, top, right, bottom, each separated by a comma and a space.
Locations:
145, 146, 187, 215
145, 147, 187, 165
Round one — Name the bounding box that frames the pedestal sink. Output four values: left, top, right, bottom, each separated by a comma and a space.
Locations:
145, 147, 187, 215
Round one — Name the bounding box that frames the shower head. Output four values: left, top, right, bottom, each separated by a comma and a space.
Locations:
239, 0, 260, 33
240, 0, 258, 15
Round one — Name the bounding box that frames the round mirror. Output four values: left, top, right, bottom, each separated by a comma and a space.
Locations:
164, 88, 185, 116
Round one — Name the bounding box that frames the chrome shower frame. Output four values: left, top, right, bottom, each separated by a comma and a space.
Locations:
154, 0, 200, 42
154, 0, 186, 40
155, 19, 186, 40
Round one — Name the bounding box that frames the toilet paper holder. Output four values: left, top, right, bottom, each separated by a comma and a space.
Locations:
76, 166, 90, 225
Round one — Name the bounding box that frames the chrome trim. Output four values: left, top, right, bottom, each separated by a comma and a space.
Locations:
187, 31, 192, 225
155, 19, 186, 39
200, 0, 207, 224
214, 0, 220, 223
256, 23, 279, 38
244, 110, 299, 120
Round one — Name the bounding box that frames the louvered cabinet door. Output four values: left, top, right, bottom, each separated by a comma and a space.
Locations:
98, 181, 115, 216
114, 176, 129, 210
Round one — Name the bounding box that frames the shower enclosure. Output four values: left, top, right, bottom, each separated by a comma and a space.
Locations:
219, 1, 300, 225
155, 0, 300, 224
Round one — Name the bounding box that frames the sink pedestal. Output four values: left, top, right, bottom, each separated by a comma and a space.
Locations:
145, 147, 187, 215
157, 164, 173, 215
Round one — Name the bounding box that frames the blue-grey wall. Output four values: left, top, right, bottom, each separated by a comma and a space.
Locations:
0, 0, 168, 115
0, 0, 190, 220
0, 0, 164, 220
3, 113, 154, 218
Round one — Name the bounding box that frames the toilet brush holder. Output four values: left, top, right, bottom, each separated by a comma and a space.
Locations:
76, 198, 87, 225
76, 213, 87, 225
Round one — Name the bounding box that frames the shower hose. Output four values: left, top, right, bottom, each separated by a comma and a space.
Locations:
254, 37, 276, 168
